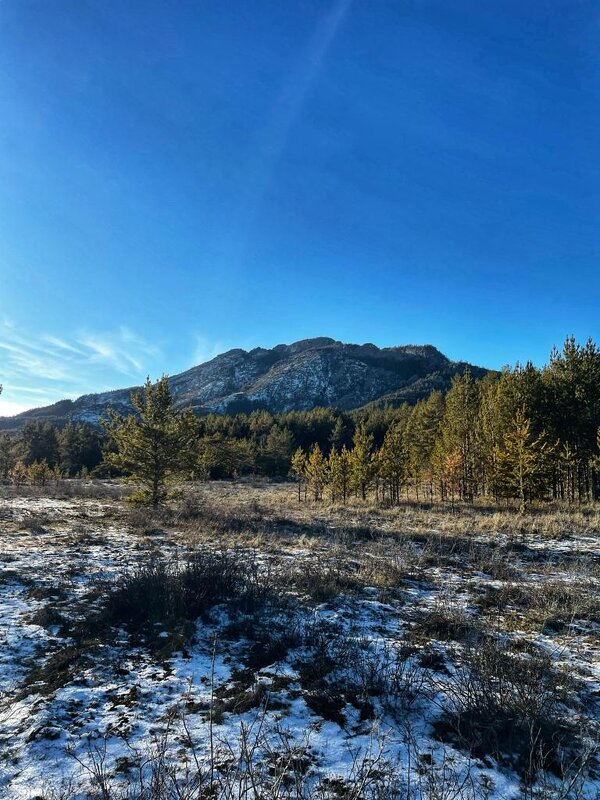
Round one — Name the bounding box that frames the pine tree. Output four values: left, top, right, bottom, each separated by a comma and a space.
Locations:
20, 421, 60, 468
10, 460, 27, 486
558, 441, 578, 504
0, 433, 14, 480
102, 376, 198, 505
28, 460, 52, 487
544, 337, 600, 501
330, 417, 349, 450
259, 425, 295, 475
475, 371, 516, 499
196, 434, 253, 479
290, 447, 307, 501
405, 392, 444, 500
328, 445, 351, 504
58, 423, 103, 476
438, 371, 479, 500
305, 444, 328, 501
377, 422, 406, 504
441, 450, 462, 510
196, 434, 223, 479
349, 424, 375, 500
495, 409, 554, 512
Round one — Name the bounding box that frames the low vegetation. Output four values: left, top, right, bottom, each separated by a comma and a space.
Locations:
1, 480, 600, 799
0, 336, 599, 796
1, 336, 599, 515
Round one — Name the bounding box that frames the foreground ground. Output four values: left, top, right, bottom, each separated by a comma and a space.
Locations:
1, 480, 600, 799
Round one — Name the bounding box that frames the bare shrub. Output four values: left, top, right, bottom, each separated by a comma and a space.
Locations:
89, 550, 271, 641
414, 604, 482, 644
57, 701, 404, 800
292, 557, 361, 601
434, 638, 577, 781
126, 504, 173, 535
525, 580, 600, 633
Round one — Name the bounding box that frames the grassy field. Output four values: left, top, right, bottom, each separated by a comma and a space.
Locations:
1, 479, 600, 799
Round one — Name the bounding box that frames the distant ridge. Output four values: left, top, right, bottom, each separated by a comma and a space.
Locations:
0, 337, 489, 431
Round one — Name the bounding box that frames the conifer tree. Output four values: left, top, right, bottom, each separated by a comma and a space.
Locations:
58, 423, 103, 476
259, 425, 295, 475
377, 422, 407, 504
441, 450, 462, 509
102, 376, 198, 505
196, 433, 253, 479
28, 460, 52, 487
330, 417, 349, 450
438, 371, 479, 500
558, 441, 578, 504
544, 337, 600, 501
0, 433, 14, 480
305, 444, 328, 501
290, 447, 307, 501
328, 445, 351, 504
10, 460, 27, 486
20, 420, 60, 468
494, 409, 554, 512
349, 424, 375, 500
405, 392, 444, 500
475, 371, 516, 499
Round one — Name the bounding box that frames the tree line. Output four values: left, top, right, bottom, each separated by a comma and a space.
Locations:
291, 337, 600, 510
1, 336, 599, 508
0, 419, 103, 484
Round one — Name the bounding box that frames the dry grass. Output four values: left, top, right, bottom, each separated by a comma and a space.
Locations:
4, 479, 600, 799
163, 480, 600, 546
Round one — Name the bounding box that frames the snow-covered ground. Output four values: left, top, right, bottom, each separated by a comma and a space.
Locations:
1, 486, 599, 799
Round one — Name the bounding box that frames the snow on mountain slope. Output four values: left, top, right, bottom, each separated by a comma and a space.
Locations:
0, 338, 487, 429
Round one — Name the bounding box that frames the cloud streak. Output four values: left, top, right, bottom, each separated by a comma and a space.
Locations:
0, 322, 162, 416
192, 335, 226, 367
222, 0, 353, 268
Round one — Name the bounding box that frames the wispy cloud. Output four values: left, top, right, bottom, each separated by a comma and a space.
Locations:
0, 322, 162, 416
42, 336, 87, 356
78, 327, 159, 374
191, 335, 226, 366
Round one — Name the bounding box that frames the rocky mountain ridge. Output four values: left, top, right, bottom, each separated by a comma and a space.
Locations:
0, 337, 488, 430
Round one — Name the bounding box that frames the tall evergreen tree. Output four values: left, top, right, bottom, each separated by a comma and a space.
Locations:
328, 445, 351, 504
495, 409, 554, 512
349, 424, 375, 500
305, 444, 328, 501
438, 371, 479, 500
196, 434, 254, 479
290, 447, 308, 501
259, 425, 295, 476
377, 422, 407, 504
405, 392, 444, 500
102, 376, 198, 505
544, 337, 600, 501
0, 433, 14, 480
20, 421, 60, 468
330, 416, 350, 450
58, 423, 103, 476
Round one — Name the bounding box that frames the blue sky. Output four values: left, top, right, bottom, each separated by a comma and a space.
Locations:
1, 0, 598, 415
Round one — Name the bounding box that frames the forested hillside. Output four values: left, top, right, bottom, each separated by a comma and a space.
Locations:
0, 338, 486, 429
1, 336, 599, 508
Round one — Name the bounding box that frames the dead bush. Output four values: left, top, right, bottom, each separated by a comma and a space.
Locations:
292, 558, 362, 601
434, 637, 577, 781
89, 551, 270, 641
413, 605, 482, 644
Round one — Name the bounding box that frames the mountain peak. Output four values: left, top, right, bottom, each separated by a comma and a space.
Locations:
273, 337, 340, 355
0, 338, 488, 430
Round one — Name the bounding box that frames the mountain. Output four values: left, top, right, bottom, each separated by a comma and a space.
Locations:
0, 337, 488, 431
